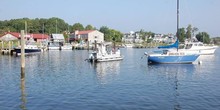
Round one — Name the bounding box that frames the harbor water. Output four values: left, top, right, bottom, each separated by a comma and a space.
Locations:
0, 48, 220, 110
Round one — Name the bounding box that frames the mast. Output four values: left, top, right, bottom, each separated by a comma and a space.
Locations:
177, 0, 179, 51
56, 19, 57, 33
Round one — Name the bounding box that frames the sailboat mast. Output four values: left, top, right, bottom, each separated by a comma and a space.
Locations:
177, 0, 179, 51
177, 0, 179, 34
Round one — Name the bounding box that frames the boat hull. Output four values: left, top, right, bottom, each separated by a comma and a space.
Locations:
147, 54, 200, 64
89, 52, 123, 62
14, 48, 41, 55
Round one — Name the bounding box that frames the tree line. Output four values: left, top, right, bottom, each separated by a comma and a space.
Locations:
0, 17, 217, 44
177, 24, 212, 44
0, 17, 123, 42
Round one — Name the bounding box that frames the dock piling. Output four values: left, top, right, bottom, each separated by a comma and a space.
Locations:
20, 30, 25, 79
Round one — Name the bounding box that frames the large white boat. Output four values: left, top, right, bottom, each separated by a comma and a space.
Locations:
182, 41, 218, 55
88, 42, 123, 62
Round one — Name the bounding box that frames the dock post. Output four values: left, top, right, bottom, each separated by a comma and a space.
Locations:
20, 30, 25, 79
87, 41, 89, 51
9, 41, 11, 55
20, 77, 26, 109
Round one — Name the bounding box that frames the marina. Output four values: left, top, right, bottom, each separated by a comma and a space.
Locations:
1, 0, 220, 109
0, 47, 220, 110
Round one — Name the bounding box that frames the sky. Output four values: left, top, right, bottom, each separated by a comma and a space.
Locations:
1, 0, 220, 37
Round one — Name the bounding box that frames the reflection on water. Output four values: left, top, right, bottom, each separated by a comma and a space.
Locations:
0, 48, 220, 110
91, 61, 121, 84
20, 78, 26, 110
148, 64, 196, 110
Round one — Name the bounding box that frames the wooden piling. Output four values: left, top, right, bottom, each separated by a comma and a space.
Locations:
20, 77, 26, 109
20, 30, 25, 79
87, 41, 89, 51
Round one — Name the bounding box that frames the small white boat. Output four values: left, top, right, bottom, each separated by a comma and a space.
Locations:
124, 44, 133, 48
182, 41, 218, 55
88, 42, 123, 62
61, 43, 73, 50
48, 42, 60, 50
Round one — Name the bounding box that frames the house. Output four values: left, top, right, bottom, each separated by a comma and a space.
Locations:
50, 34, 65, 43
153, 33, 176, 43
69, 30, 104, 43
0, 32, 49, 42
122, 31, 143, 43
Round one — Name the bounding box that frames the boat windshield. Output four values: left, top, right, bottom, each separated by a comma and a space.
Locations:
185, 44, 192, 49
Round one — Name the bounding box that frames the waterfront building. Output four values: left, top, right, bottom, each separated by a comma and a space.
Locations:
122, 31, 144, 43
69, 30, 104, 43
0, 32, 49, 43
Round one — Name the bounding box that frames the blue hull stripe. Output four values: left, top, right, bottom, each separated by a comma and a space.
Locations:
148, 55, 199, 64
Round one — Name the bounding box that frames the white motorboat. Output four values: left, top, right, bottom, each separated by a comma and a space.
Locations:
88, 42, 123, 62
14, 39, 41, 55
182, 42, 218, 55
48, 42, 60, 50
61, 43, 73, 50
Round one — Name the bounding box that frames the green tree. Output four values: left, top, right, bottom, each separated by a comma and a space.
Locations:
99, 26, 111, 41
72, 23, 84, 31
99, 26, 123, 42
196, 32, 210, 44
85, 24, 94, 30
186, 24, 192, 39
177, 28, 186, 42
192, 27, 198, 37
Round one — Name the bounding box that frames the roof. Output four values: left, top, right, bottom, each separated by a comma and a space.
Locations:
78, 30, 95, 35
0, 33, 18, 41
0, 32, 49, 40
31, 34, 49, 39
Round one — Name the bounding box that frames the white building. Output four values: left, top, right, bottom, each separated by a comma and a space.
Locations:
70, 30, 104, 43
153, 33, 176, 43
50, 34, 65, 43
122, 31, 143, 43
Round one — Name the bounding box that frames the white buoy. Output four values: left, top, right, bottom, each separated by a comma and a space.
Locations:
198, 61, 202, 65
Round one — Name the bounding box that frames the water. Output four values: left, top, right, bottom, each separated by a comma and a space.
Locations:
0, 48, 220, 110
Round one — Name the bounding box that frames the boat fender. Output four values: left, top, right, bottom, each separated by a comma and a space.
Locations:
198, 61, 202, 65
144, 52, 148, 56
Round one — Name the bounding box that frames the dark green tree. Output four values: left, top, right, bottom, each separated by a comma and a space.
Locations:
196, 32, 210, 44
99, 26, 111, 41
186, 24, 192, 39
72, 23, 84, 31
99, 26, 122, 42
177, 28, 186, 42
85, 24, 94, 30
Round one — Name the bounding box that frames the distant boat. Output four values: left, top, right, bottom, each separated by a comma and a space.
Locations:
61, 43, 73, 50
124, 43, 133, 48
88, 42, 123, 62
181, 41, 218, 55
14, 38, 41, 55
48, 42, 60, 50
144, 0, 200, 64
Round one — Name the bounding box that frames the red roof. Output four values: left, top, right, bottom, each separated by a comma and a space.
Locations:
78, 30, 95, 35
31, 34, 49, 39
7, 32, 20, 38
1, 32, 49, 39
